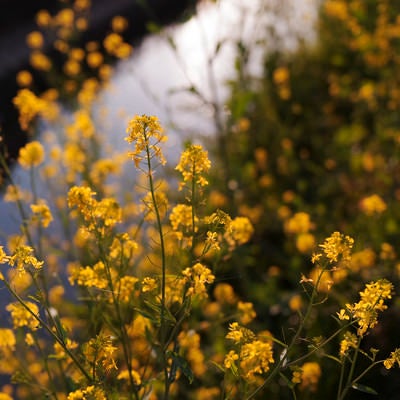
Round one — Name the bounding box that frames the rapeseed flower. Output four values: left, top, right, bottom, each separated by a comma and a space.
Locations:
30, 201, 53, 228
293, 362, 321, 392
175, 144, 211, 190
125, 115, 167, 168
384, 348, 400, 369
338, 279, 393, 336
6, 302, 40, 330
13, 90, 46, 131
318, 231, 354, 264
8, 245, 44, 273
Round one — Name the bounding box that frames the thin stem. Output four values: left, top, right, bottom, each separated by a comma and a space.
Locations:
143, 130, 169, 399
3, 279, 92, 383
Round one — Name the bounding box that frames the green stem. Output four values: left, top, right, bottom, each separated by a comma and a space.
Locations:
143, 130, 169, 400
3, 279, 92, 383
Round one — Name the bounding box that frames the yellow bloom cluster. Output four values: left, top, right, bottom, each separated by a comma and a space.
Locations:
225, 322, 274, 381
317, 231, 354, 264
7, 245, 44, 273
225, 216, 254, 246
359, 194, 387, 216
67, 386, 106, 400
30, 201, 53, 228
6, 302, 40, 330
292, 362, 321, 392
18, 141, 45, 169
169, 204, 198, 240
0, 329, 16, 351
384, 348, 400, 369
338, 279, 393, 336
339, 331, 358, 357
125, 115, 167, 168
83, 334, 118, 372
175, 144, 211, 189
13, 90, 46, 130
182, 263, 215, 297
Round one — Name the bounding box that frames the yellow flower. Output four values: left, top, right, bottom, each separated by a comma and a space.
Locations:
359, 194, 387, 215
0, 329, 16, 350
319, 231, 354, 264
13, 90, 46, 130
175, 144, 211, 189
224, 350, 239, 369
6, 301, 40, 330
182, 262, 215, 297
284, 212, 314, 234
141, 277, 157, 292
240, 339, 274, 380
384, 348, 400, 369
29, 51, 52, 71
30, 201, 53, 228
8, 245, 44, 272
169, 204, 198, 240
83, 334, 118, 372
117, 369, 142, 385
296, 362, 321, 392
26, 31, 44, 49
343, 279, 393, 336
339, 331, 358, 357
111, 16, 129, 32
225, 216, 254, 246
237, 301, 256, 325
214, 283, 237, 304
16, 70, 33, 87
125, 114, 167, 168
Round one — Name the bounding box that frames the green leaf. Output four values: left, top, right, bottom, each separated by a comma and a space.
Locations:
351, 383, 378, 395
169, 351, 194, 384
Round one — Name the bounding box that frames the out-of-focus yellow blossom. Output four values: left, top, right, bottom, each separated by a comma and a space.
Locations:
67, 109, 95, 139
359, 194, 387, 215
36, 10, 52, 27
284, 212, 314, 234
29, 51, 52, 71
293, 362, 321, 392
48, 285, 65, 305
141, 277, 157, 292
296, 232, 315, 253
67, 386, 106, 400
103, 33, 132, 58
237, 301, 256, 325
289, 294, 303, 311
125, 114, 167, 168
213, 283, 237, 304
8, 245, 44, 273
0, 393, 13, 400
86, 51, 103, 68
225, 216, 254, 246
317, 231, 354, 264
338, 279, 393, 336
309, 267, 334, 292
384, 348, 400, 369
68, 261, 108, 289
63, 59, 81, 76
273, 66, 290, 85
30, 201, 53, 228
116, 276, 139, 303
194, 387, 220, 400
26, 31, 44, 49
117, 369, 142, 385
0, 329, 16, 350
324, 0, 348, 20
6, 301, 40, 330
78, 78, 99, 106
178, 330, 206, 376
74, 0, 91, 12
53, 339, 78, 360
339, 331, 358, 357
380, 242, 396, 260
169, 204, 198, 240
75, 17, 88, 31
349, 248, 376, 272
13, 90, 46, 130
55, 8, 74, 28
111, 16, 129, 32
16, 70, 33, 87
83, 334, 117, 372
182, 262, 215, 297
70, 47, 85, 61
175, 144, 211, 189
